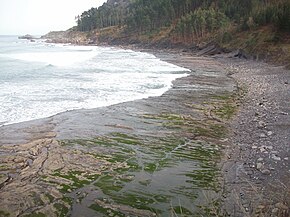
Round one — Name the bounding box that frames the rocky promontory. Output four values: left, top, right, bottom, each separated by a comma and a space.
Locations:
41, 29, 95, 44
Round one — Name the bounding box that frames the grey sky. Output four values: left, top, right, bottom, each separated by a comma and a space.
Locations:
0, 0, 106, 35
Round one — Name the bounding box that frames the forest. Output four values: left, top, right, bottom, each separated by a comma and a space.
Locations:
76, 0, 290, 40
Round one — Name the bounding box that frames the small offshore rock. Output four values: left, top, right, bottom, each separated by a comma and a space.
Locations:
275, 202, 288, 210
261, 169, 271, 175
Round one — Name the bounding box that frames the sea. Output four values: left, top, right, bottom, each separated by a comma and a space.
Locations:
0, 35, 189, 126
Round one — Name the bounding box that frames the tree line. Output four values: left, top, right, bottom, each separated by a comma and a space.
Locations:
76, 0, 290, 36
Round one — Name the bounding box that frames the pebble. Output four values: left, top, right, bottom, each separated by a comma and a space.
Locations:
272, 154, 281, 161
257, 158, 263, 162
284, 157, 289, 160
256, 162, 263, 170
260, 133, 267, 138
275, 202, 288, 210
261, 169, 271, 175
257, 205, 265, 209
267, 131, 273, 136
272, 208, 279, 213
258, 121, 266, 129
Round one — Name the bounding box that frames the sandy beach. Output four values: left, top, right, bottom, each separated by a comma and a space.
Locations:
0, 49, 289, 216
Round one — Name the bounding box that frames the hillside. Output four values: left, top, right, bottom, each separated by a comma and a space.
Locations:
42, 0, 290, 67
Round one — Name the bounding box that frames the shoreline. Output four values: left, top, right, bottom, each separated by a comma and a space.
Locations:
0, 46, 289, 216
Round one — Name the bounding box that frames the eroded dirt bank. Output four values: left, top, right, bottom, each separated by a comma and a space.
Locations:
0, 51, 289, 217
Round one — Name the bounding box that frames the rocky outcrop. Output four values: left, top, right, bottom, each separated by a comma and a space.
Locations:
41, 29, 93, 44
18, 34, 37, 40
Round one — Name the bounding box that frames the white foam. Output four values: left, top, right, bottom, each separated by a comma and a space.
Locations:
0, 39, 190, 126
4, 51, 98, 67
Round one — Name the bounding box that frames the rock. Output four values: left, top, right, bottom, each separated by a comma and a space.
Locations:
267, 131, 273, 136
18, 34, 36, 40
256, 162, 263, 170
261, 169, 271, 175
272, 208, 279, 213
260, 133, 267, 138
275, 202, 288, 210
234, 49, 249, 59
266, 146, 273, 150
272, 154, 281, 161
284, 157, 289, 161
252, 145, 258, 149
260, 146, 266, 152
257, 121, 266, 129
257, 158, 263, 162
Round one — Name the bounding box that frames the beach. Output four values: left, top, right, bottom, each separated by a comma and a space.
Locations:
0, 49, 289, 216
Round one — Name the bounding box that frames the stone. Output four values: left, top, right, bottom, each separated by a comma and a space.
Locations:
252, 145, 258, 149
261, 169, 271, 175
256, 162, 263, 170
272, 154, 281, 161
284, 157, 289, 161
260, 133, 267, 138
272, 208, 279, 213
258, 121, 266, 129
267, 131, 273, 136
275, 202, 288, 210
257, 158, 263, 162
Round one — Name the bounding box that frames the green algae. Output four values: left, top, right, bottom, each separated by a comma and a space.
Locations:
173, 206, 193, 215
53, 203, 69, 217
94, 175, 124, 195
89, 203, 125, 217
0, 210, 10, 217
57, 102, 226, 216
45, 193, 54, 203
51, 170, 91, 193
144, 163, 157, 173
23, 213, 46, 217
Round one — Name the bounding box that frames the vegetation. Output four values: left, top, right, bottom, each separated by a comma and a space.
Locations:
76, 0, 290, 35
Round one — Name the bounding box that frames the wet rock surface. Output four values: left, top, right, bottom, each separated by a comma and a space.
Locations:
0, 54, 237, 216
0, 51, 289, 217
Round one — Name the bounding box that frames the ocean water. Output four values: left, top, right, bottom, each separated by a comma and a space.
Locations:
0, 36, 189, 126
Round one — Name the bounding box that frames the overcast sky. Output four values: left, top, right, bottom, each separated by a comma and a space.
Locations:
0, 0, 107, 35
